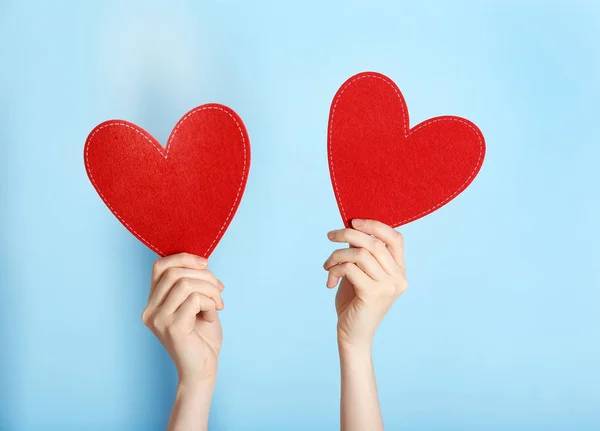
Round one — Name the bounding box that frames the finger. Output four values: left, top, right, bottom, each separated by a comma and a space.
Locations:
151, 253, 208, 291
149, 267, 222, 309
327, 228, 398, 275
172, 292, 218, 331
323, 248, 386, 281
200, 309, 219, 324
352, 219, 405, 267
326, 262, 372, 290
160, 278, 223, 316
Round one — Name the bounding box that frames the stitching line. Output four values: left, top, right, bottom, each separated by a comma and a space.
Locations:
84, 105, 248, 257
328, 74, 484, 226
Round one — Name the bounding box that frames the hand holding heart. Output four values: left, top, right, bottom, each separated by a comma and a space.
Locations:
142, 253, 225, 383
324, 218, 408, 349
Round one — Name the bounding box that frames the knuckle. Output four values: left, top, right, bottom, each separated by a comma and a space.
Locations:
206, 271, 218, 285
152, 259, 163, 275
151, 314, 164, 330
397, 278, 408, 294
176, 277, 193, 291
356, 248, 370, 260
328, 251, 342, 265
341, 262, 355, 271
372, 239, 386, 252
394, 230, 404, 244
163, 267, 179, 281
141, 308, 151, 325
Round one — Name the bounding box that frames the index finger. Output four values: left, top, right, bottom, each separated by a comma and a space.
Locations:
351, 219, 405, 267
151, 252, 208, 290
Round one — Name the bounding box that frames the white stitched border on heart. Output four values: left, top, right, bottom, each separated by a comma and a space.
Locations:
84, 105, 248, 257
328, 73, 484, 227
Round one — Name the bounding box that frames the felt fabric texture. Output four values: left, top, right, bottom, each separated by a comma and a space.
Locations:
328, 72, 486, 228
84, 104, 250, 258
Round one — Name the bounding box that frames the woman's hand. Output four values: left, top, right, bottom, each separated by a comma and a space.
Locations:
142, 252, 225, 384
324, 218, 407, 349
324, 219, 407, 431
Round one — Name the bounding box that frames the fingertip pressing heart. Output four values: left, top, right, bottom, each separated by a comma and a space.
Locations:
352, 219, 364, 227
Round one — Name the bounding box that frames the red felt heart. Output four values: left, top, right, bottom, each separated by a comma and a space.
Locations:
328, 72, 485, 228
84, 104, 250, 257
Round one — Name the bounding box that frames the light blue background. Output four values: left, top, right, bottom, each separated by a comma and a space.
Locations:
1, 0, 599, 430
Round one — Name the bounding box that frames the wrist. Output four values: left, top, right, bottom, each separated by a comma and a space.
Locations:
169, 378, 215, 431
174, 378, 215, 414
338, 339, 373, 364
338, 342, 374, 382
177, 376, 216, 397
337, 327, 374, 354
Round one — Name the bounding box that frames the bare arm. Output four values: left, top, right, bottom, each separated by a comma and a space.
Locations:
339, 343, 383, 431
324, 219, 408, 431
168, 380, 215, 431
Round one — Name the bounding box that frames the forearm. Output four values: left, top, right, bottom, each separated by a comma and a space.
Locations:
167, 379, 215, 431
339, 342, 384, 431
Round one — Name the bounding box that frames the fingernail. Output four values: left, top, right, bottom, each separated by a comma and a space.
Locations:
197, 257, 208, 266
327, 231, 335, 240
352, 219, 364, 227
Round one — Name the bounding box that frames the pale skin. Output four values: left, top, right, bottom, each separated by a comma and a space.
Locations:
142, 253, 224, 431
325, 218, 407, 431
143, 218, 407, 431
